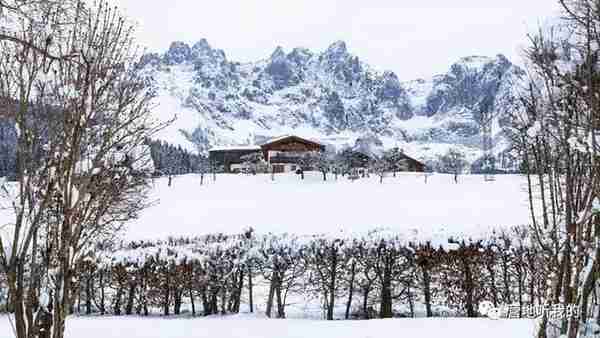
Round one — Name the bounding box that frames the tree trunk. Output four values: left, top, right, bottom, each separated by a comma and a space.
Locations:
125, 283, 136, 315
99, 270, 106, 315
248, 267, 254, 313
486, 257, 498, 307
85, 275, 92, 315
52, 262, 74, 338
174, 288, 182, 315
76, 284, 81, 314
407, 284, 414, 318
462, 255, 476, 318
190, 287, 196, 317
114, 284, 123, 316
266, 276, 276, 318
276, 281, 285, 319
422, 263, 433, 317
265, 272, 278, 318
163, 276, 170, 316
345, 262, 356, 320
201, 288, 209, 316
362, 285, 371, 319
502, 255, 512, 304
380, 267, 393, 318
220, 288, 227, 315
233, 270, 244, 313
327, 251, 338, 320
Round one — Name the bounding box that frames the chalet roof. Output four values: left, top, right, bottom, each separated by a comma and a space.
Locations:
208, 145, 261, 152
260, 135, 324, 148
260, 135, 293, 145
401, 153, 426, 166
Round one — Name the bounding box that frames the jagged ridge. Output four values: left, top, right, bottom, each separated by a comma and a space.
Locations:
142, 39, 525, 169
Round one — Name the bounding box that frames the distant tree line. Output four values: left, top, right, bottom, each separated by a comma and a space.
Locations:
0, 227, 551, 320
149, 140, 206, 176
0, 135, 204, 180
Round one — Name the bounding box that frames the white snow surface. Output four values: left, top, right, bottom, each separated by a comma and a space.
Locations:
0, 315, 536, 338
126, 172, 531, 242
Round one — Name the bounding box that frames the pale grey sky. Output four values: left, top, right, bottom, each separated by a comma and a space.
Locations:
109, 0, 561, 80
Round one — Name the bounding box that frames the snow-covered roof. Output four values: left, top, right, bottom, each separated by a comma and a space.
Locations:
209, 135, 324, 153
260, 135, 323, 147
209, 145, 261, 152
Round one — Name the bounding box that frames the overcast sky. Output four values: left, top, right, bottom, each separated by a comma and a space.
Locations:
109, 1, 561, 80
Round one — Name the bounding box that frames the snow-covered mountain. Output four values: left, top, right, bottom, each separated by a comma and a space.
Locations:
142, 39, 525, 168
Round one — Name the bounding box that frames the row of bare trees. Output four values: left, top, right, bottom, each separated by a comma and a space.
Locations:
0, 228, 556, 321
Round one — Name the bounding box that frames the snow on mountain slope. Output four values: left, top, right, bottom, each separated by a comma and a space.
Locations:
150, 64, 202, 152
142, 40, 525, 170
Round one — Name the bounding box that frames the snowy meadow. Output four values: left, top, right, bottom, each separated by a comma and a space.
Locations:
0, 316, 536, 338
127, 172, 531, 241
0, 172, 539, 337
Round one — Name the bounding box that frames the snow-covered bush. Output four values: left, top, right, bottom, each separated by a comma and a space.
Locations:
41, 227, 552, 321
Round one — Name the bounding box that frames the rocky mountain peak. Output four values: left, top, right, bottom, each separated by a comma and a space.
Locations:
270, 46, 286, 60
191, 38, 213, 58
193, 38, 211, 51
287, 47, 312, 67
325, 40, 348, 57
377, 71, 404, 101
164, 41, 192, 65
191, 38, 227, 64
451, 54, 512, 75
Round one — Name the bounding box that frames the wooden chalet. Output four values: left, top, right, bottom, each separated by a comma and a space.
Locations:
261, 135, 325, 173
209, 135, 325, 173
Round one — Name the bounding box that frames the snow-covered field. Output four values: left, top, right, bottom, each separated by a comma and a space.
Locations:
0, 172, 536, 337
0, 315, 536, 338
125, 172, 531, 241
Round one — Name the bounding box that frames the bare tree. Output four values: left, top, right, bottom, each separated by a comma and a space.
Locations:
310, 151, 333, 181
383, 147, 408, 177
369, 156, 388, 184
0, 2, 165, 338
240, 152, 265, 175
302, 236, 349, 320
510, 2, 600, 336
438, 148, 468, 183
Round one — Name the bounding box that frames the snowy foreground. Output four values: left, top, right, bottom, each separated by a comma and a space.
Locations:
0, 315, 536, 338
126, 172, 530, 241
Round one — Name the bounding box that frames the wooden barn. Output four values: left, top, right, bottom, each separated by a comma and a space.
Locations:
209, 135, 325, 173
208, 146, 262, 173
400, 153, 426, 172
